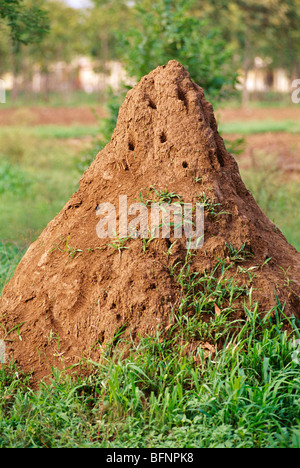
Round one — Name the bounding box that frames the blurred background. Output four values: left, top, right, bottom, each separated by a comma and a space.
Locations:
0, 0, 300, 291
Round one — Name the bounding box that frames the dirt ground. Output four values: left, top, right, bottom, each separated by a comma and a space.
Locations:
226, 132, 300, 178
0, 106, 106, 126
0, 103, 299, 127
218, 106, 300, 122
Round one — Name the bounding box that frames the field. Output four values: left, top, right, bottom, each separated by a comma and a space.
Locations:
0, 97, 300, 448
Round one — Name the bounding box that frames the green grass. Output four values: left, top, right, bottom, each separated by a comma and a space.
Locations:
0, 242, 26, 294
219, 119, 300, 135
0, 255, 299, 448
245, 177, 300, 251
0, 128, 93, 244
0, 125, 98, 140
0, 113, 299, 448
3, 90, 105, 109
239, 153, 300, 252
3, 90, 293, 110
216, 93, 294, 109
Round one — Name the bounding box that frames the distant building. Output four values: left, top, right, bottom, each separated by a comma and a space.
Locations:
240, 57, 291, 93
0, 56, 293, 96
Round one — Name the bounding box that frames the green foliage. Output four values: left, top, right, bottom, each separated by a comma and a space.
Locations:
27, 0, 87, 67
87, 0, 133, 62
0, 0, 49, 45
0, 21, 12, 73
201, 0, 300, 85
118, 0, 238, 102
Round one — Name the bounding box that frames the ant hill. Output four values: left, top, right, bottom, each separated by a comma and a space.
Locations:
1, 60, 299, 382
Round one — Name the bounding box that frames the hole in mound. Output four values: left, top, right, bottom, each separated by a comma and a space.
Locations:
98, 331, 105, 344
182, 161, 188, 168
177, 86, 188, 109
147, 98, 157, 110
208, 149, 217, 169
216, 148, 225, 167
160, 132, 167, 143
128, 142, 135, 151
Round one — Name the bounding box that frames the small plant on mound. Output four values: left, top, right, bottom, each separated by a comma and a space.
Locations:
168, 249, 250, 345
149, 187, 183, 205
137, 187, 182, 207
50, 235, 83, 261
225, 242, 254, 263
107, 235, 131, 258
197, 192, 222, 216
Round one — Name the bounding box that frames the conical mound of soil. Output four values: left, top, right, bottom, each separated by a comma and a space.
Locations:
1, 61, 299, 381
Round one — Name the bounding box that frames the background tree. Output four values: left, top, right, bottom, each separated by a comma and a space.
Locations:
0, 23, 12, 76
0, 0, 49, 99
196, 0, 300, 105
0, 0, 49, 45
118, 0, 238, 103
260, 0, 300, 78
26, 0, 88, 95
87, 0, 133, 74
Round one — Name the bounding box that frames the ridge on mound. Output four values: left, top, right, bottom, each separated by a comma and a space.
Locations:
1, 60, 299, 381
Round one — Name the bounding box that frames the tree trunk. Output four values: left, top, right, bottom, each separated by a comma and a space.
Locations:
11, 52, 19, 102
242, 26, 251, 108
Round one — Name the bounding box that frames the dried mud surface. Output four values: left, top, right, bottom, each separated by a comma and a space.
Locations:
1, 61, 299, 382
0, 106, 105, 126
